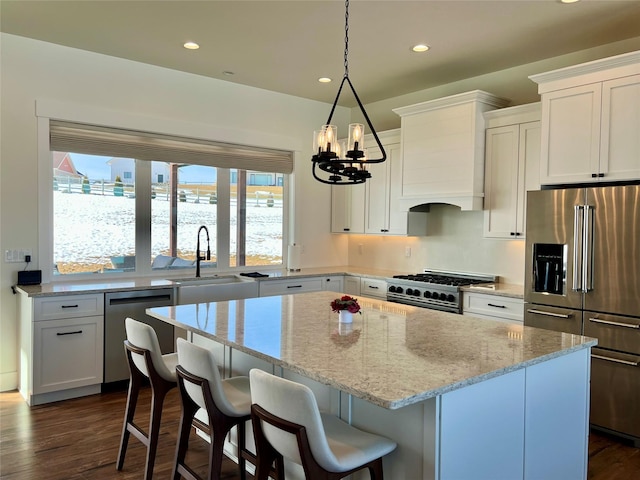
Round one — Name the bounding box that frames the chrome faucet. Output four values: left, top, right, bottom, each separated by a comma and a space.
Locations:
195, 225, 210, 278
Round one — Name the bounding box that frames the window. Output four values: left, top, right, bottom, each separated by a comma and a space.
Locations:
49, 121, 292, 277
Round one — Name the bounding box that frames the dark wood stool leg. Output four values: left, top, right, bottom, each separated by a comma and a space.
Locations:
237, 420, 247, 480
173, 384, 199, 480
117, 356, 142, 470
144, 378, 173, 480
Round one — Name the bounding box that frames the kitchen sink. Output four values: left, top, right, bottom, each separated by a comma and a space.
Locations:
167, 275, 259, 304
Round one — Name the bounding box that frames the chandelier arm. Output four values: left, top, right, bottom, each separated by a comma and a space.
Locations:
344, 76, 386, 163
323, 75, 349, 126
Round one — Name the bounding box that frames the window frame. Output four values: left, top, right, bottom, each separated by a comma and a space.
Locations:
37, 100, 297, 283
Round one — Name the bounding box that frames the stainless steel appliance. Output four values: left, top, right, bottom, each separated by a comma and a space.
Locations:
524, 184, 640, 446
387, 270, 496, 313
104, 289, 174, 387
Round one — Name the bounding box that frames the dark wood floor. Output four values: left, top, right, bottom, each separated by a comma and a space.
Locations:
1, 388, 639, 479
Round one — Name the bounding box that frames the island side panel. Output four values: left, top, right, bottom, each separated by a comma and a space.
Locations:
439, 368, 526, 480
524, 347, 591, 480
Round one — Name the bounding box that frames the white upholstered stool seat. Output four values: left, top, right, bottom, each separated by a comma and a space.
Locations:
173, 338, 255, 480
249, 368, 396, 480
117, 317, 178, 480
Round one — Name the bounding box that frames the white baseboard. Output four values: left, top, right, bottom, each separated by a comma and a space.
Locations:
0, 371, 18, 392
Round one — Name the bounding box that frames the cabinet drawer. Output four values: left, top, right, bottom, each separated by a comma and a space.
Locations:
33, 315, 104, 394
463, 293, 524, 322
360, 278, 387, 299
259, 278, 323, 297
34, 294, 104, 321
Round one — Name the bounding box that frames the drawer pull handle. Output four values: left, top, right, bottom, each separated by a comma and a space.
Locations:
592, 354, 639, 367
589, 318, 640, 329
527, 309, 572, 319
57, 330, 83, 336
61, 304, 79, 309
487, 303, 506, 309
368, 285, 379, 289
287, 285, 302, 289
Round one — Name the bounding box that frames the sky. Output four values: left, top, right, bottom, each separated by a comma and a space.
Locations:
68, 153, 217, 183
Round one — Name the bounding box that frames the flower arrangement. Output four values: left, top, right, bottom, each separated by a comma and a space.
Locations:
330, 295, 361, 314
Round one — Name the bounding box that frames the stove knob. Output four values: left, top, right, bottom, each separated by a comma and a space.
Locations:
439, 293, 447, 301
396, 287, 404, 294
406, 288, 414, 295
412, 289, 421, 296
424, 291, 431, 298
388, 286, 396, 293
447, 294, 455, 302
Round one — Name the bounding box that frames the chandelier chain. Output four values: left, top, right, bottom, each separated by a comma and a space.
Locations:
344, 0, 349, 77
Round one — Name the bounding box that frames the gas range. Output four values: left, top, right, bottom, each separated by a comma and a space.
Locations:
386, 270, 497, 313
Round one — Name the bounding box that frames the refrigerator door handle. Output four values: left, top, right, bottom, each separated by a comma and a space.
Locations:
527, 308, 574, 319
592, 353, 640, 367
583, 205, 594, 293
573, 205, 584, 292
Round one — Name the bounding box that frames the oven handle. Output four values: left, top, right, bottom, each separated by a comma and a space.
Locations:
527, 308, 573, 319
591, 353, 639, 367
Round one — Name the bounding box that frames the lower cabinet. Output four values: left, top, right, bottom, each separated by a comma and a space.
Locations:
462, 292, 524, 323
360, 277, 387, 299
259, 277, 323, 297
344, 275, 361, 296
321, 275, 344, 293
19, 292, 104, 406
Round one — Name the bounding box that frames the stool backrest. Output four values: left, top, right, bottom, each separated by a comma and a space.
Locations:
176, 338, 240, 417
249, 369, 338, 469
124, 317, 175, 382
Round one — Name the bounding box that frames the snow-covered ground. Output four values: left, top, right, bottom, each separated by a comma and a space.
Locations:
53, 191, 283, 268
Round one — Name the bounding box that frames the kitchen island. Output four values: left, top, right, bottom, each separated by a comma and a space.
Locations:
148, 291, 596, 480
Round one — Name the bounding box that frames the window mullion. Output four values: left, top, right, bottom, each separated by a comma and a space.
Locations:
216, 169, 231, 269
135, 160, 152, 275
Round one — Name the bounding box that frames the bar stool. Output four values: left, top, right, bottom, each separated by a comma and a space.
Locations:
173, 338, 255, 480
249, 369, 397, 480
117, 317, 178, 480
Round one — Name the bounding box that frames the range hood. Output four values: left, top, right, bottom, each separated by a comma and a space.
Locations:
393, 90, 510, 211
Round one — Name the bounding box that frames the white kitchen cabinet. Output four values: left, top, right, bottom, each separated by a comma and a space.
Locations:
531, 51, 640, 185
321, 275, 344, 293
462, 292, 524, 324
259, 277, 323, 297
343, 275, 361, 295
19, 292, 104, 406
483, 104, 540, 239
331, 181, 365, 233
359, 277, 387, 300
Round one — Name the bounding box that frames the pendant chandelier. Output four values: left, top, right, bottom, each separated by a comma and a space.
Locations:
311, 0, 386, 185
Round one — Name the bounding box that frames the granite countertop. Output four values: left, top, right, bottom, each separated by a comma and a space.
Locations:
14, 266, 404, 298
147, 290, 595, 410
460, 282, 524, 299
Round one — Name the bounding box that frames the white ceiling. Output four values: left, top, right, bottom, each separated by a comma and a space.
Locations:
2, 0, 640, 107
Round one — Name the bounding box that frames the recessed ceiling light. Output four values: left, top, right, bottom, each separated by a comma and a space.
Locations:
183, 42, 200, 50
412, 44, 430, 53
318, 77, 332, 83
560, 0, 580, 3
222, 71, 235, 76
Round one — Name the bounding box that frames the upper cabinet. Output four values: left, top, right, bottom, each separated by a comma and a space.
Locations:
530, 51, 640, 185
331, 129, 427, 236
483, 104, 541, 239
393, 91, 510, 211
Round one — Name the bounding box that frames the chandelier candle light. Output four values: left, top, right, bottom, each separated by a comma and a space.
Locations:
311, 0, 386, 185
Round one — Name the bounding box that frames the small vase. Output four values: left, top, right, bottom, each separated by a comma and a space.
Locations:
338, 310, 353, 324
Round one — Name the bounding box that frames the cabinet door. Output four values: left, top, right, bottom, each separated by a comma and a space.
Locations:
331, 183, 365, 234
360, 277, 387, 299
365, 143, 406, 235
343, 275, 361, 295
33, 316, 104, 394
259, 278, 323, 297
322, 276, 344, 293
517, 121, 541, 238
483, 125, 520, 238
540, 84, 602, 185
600, 74, 640, 181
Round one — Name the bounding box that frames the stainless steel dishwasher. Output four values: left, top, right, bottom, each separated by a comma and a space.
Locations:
104, 289, 174, 387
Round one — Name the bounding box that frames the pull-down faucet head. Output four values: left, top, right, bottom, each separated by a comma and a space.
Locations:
195, 225, 210, 278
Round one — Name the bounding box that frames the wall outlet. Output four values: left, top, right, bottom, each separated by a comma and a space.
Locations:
4, 248, 33, 263
405, 247, 412, 257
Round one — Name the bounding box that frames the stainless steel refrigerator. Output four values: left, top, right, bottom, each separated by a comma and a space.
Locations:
524, 184, 640, 447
